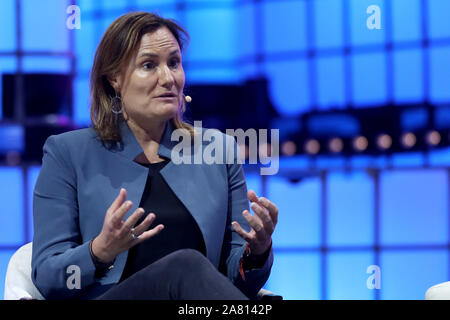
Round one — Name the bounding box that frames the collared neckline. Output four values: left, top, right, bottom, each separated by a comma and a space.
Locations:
118, 119, 177, 161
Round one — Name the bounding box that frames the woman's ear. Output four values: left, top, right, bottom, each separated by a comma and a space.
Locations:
108, 73, 121, 93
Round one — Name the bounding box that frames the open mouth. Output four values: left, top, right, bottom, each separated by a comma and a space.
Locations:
155, 93, 177, 98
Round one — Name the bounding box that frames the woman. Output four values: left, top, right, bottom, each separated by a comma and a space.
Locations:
31, 12, 278, 300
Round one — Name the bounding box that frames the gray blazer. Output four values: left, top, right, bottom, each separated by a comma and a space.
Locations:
31, 119, 273, 299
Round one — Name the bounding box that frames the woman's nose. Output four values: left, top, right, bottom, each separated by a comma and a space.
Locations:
158, 65, 174, 87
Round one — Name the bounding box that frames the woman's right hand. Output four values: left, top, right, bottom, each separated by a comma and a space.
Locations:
91, 188, 164, 263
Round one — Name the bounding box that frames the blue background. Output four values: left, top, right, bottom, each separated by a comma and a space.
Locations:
1, 0, 450, 300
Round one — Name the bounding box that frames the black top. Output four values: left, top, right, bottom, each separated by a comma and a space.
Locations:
119, 158, 206, 281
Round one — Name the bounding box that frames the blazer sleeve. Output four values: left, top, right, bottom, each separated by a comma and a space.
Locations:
31, 135, 97, 299
219, 134, 274, 299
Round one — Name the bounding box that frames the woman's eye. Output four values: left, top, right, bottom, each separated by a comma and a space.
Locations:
143, 62, 155, 69
169, 59, 180, 68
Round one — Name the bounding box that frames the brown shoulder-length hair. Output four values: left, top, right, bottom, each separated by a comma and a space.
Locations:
90, 11, 194, 142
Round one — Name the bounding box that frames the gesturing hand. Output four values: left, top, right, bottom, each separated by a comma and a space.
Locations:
232, 190, 279, 256
92, 188, 164, 263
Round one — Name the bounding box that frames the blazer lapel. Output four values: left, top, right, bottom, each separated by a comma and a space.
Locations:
157, 121, 224, 265
115, 120, 223, 265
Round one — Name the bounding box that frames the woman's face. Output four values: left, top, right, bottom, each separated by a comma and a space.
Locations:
111, 27, 185, 128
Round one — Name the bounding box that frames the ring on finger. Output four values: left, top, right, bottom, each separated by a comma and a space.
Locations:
130, 227, 139, 240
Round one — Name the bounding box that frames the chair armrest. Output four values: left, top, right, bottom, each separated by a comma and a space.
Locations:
257, 288, 283, 300
425, 281, 450, 300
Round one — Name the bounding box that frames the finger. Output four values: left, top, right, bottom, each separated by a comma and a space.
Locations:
231, 221, 253, 243
120, 207, 145, 237
258, 197, 279, 225
248, 190, 276, 215
247, 190, 271, 220
247, 190, 259, 203
110, 200, 133, 227
134, 224, 165, 244
242, 210, 266, 241
107, 188, 127, 216
132, 213, 156, 236
251, 202, 274, 235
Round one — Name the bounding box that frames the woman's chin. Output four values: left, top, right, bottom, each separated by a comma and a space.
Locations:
160, 105, 179, 118
127, 103, 179, 124
149, 106, 178, 121
155, 102, 179, 113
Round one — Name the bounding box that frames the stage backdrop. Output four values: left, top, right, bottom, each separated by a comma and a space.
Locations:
1, 0, 450, 300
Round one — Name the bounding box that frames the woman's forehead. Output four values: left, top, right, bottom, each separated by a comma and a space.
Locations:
137, 28, 180, 55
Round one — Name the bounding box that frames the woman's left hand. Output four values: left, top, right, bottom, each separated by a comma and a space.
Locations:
232, 190, 278, 255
